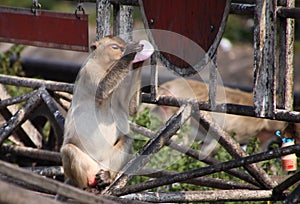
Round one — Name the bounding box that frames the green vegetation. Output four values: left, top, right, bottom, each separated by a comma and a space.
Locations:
0, 45, 33, 98
0, 44, 25, 76
223, 15, 254, 43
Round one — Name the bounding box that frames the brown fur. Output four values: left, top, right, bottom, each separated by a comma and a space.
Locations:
61, 36, 141, 189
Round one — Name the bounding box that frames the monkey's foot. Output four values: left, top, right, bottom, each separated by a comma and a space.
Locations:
95, 170, 111, 190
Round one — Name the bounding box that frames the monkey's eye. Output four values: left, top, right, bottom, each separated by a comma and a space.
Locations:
111, 44, 121, 50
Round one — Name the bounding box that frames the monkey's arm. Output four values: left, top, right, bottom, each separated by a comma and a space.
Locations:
96, 43, 142, 102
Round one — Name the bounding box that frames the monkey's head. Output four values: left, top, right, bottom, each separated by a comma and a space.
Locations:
90, 36, 143, 69
90, 36, 126, 67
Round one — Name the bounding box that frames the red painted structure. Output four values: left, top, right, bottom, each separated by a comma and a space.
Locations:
0, 6, 89, 52
140, 0, 230, 75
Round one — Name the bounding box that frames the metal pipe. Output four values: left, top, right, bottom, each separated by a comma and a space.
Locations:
8, 58, 300, 121
141, 94, 300, 123
20, 57, 80, 83
277, 8, 300, 19
63, 0, 139, 6
231, 0, 255, 4
230, 3, 255, 15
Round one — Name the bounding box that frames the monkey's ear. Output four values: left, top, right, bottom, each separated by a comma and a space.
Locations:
90, 42, 98, 51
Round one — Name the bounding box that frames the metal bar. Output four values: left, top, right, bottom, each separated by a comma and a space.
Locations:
273, 171, 300, 197
0, 74, 74, 93
193, 112, 276, 189
67, 0, 259, 8
1, 74, 300, 123
231, 0, 256, 4
40, 89, 65, 132
51, 92, 71, 112
283, 184, 300, 203
11, 56, 300, 107
105, 104, 193, 194
140, 168, 258, 190
8, 56, 300, 111
0, 90, 42, 146
230, 3, 255, 15
275, 109, 300, 122
208, 56, 217, 110
110, 0, 139, 5
142, 93, 255, 116
141, 94, 300, 123
119, 5, 134, 41
277, 8, 300, 19
0, 107, 36, 147
0, 90, 39, 109
113, 4, 121, 36
253, 0, 277, 118
96, 0, 111, 40
129, 122, 260, 186
24, 166, 63, 177
64, 0, 139, 5
11, 56, 299, 106
123, 190, 274, 203
40, 89, 65, 147
112, 144, 300, 196
277, 0, 295, 110
113, 3, 140, 117
150, 51, 158, 102
0, 144, 61, 163
0, 84, 44, 148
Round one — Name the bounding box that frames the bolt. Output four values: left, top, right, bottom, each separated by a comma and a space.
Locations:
150, 19, 155, 26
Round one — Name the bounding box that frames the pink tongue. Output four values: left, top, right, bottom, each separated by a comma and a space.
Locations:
133, 40, 154, 63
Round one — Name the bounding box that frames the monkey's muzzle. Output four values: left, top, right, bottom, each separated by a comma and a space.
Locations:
123, 42, 144, 57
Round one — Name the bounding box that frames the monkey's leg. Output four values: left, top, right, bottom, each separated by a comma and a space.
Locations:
94, 136, 132, 190
95, 135, 133, 190
61, 143, 100, 188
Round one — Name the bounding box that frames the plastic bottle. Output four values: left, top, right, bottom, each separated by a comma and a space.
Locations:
281, 139, 297, 172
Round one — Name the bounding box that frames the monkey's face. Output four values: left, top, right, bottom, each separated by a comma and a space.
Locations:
91, 36, 126, 68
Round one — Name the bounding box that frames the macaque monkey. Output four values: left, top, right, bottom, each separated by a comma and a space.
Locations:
61, 36, 153, 189
147, 78, 295, 152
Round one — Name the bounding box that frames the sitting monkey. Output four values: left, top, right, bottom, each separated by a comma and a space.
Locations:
61, 36, 153, 189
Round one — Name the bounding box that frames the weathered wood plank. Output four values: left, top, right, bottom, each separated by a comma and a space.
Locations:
253, 0, 277, 118
277, 0, 295, 111
123, 190, 274, 203
96, 0, 111, 39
